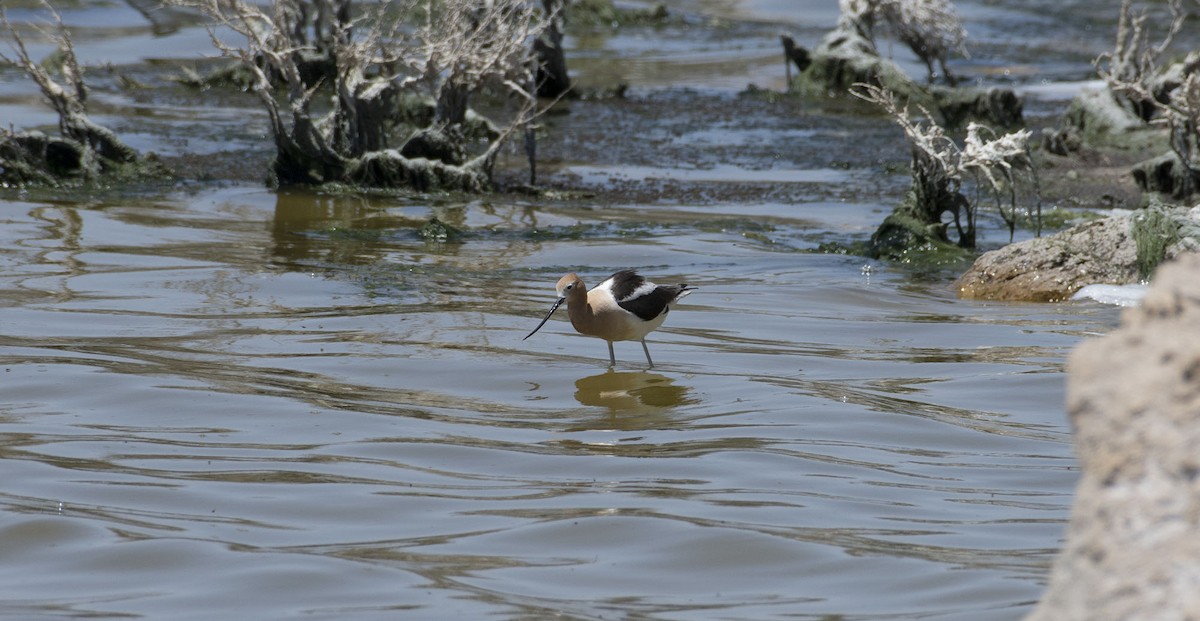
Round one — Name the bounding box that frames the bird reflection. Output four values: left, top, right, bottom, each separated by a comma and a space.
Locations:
573, 370, 694, 414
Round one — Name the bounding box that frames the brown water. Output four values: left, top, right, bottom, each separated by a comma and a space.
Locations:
0, 1, 1161, 619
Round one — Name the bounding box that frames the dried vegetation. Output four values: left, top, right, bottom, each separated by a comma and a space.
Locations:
838, 0, 966, 85
1094, 0, 1200, 198
0, 2, 163, 187
170, 0, 553, 190
853, 82, 1037, 258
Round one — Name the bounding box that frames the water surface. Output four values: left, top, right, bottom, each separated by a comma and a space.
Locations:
0, 1, 1148, 619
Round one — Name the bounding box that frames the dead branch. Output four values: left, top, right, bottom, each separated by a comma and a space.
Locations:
0, 2, 142, 183
1096, 0, 1199, 194
1095, 0, 1186, 121
837, 0, 966, 84
171, 0, 550, 190
854, 82, 1038, 246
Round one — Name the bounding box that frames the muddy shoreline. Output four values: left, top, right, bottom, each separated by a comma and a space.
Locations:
148, 82, 1153, 289
1, 1, 1188, 278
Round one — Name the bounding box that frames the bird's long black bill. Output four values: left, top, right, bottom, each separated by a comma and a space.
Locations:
523, 297, 565, 340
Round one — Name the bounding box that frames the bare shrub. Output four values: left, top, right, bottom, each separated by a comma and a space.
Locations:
1094, 0, 1186, 121
0, 2, 154, 185
1096, 0, 1200, 196
854, 82, 1038, 247
174, 0, 550, 190
961, 122, 1039, 240
837, 0, 966, 85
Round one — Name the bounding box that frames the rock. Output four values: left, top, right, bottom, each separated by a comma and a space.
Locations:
795, 24, 917, 99
793, 19, 1021, 130
1064, 88, 1143, 135
1025, 253, 1200, 621
418, 217, 462, 243
1059, 88, 1160, 150
868, 185, 972, 263
1131, 152, 1200, 199
955, 212, 1138, 302
1169, 207, 1200, 259
400, 126, 467, 166
0, 130, 88, 185
1041, 126, 1082, 156
931, 85, 1023, 129
956, 204, 1200, 301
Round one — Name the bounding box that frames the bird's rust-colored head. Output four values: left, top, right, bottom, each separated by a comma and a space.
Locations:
555, 273, 585, 299
524, 273, 586, 341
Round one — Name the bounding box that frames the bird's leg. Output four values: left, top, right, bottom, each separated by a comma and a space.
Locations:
607, 341, 616, 366
641, 339, 654, 368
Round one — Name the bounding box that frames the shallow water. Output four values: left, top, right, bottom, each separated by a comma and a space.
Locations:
0, 184, 1114, 620
0, 1, 1158, 619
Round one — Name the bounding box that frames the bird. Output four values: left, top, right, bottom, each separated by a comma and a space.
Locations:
524, 269, 696, 367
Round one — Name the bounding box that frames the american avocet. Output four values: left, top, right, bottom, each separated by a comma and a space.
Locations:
524, 269, 696, 366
